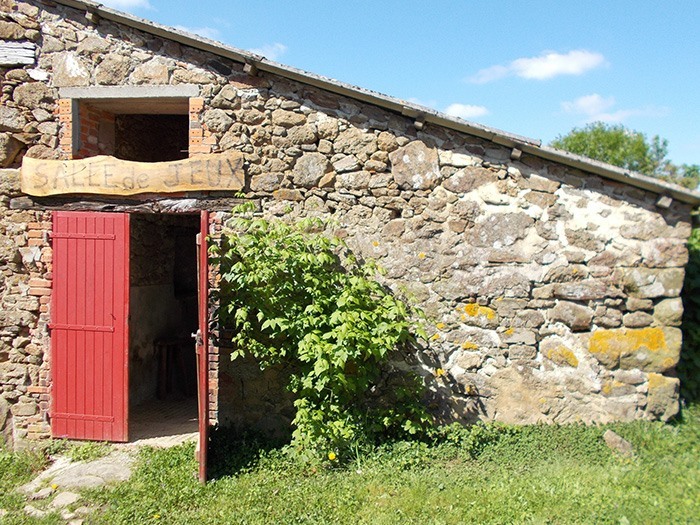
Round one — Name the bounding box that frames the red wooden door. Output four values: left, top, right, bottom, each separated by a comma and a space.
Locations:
50, 211, 130, 442
196, 211, 210, 482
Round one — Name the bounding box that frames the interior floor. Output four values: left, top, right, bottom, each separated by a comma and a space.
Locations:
127, 397, 198, 447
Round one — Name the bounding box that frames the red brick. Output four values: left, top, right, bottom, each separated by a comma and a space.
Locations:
28, 287, 50, 296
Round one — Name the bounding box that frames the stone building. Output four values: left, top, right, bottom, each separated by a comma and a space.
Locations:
1, 0, 699, 472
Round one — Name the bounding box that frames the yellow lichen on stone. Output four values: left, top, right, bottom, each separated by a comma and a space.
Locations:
588, 327, 676, 372
545, 345, 579, 368
589, 327, 666, 358
504, 327, 514, 335
461, 341, 478, 350
647, 372, 667, 390
463, 303, 496, 319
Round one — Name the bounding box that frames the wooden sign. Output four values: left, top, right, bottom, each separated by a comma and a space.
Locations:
21, 151, 245, 197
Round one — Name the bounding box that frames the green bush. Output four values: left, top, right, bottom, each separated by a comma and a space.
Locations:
211, 206, 432, 458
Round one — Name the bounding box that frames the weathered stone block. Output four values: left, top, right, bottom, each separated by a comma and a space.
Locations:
95, 54, 133, 85
52, 52, 90, 87
389, 141, 440, 190
130, 57, 170, 84
0, 133, 24, 167
653, 298, 683, 326
622, 311, 653, 328
540, 337, 579, 367
0, 106, 28, 133
13, 82, 54, 109
588, 327, 680, 372
271, 109, 306, 128
645, 373, 679, 421
250, 172, 282, 192
442, 166, 498, 193
202, 109, 233, 133
292, 152, 330, 188
549, 301, 593, 331
468, 212, 533, 248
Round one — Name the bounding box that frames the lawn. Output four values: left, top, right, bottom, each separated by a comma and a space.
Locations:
2, 405, 699, 524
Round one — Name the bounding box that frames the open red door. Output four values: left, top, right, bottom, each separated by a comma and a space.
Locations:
196, 211, 210, 482
50, 211, 130, 442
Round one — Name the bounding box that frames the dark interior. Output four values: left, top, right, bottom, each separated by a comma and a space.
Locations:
115, 114, 189, 162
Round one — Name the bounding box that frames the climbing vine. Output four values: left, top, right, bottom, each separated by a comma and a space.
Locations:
211, 204, 432, 457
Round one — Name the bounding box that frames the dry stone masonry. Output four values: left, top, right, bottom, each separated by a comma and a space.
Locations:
0, 0, 696, 445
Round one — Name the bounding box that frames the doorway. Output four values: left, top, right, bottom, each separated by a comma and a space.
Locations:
127, 213, 200, 444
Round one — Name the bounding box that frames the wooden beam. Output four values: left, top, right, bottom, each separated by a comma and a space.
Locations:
21, 151, 245, 197
9, 195, 260, 213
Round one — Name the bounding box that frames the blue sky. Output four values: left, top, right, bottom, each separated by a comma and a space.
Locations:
101, 0, 698, 166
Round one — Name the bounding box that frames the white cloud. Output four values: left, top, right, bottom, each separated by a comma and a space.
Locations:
173, 25, 221, 41
99, 0, 152, 9
561, 94, 615, 116
248, 43, 288, 61
444, 103, 489, 119
470, 50, 605, 84
561, 93, 669, 123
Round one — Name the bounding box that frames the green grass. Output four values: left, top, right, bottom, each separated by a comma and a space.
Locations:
2, 406, 699, 524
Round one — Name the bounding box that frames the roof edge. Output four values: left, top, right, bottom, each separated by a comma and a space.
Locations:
49, 0, 700, 206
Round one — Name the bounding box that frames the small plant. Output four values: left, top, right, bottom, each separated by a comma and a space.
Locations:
211, 204, 432, 458
65, 441, 111, 463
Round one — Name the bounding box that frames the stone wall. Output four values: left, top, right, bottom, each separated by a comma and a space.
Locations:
0, 0, 694, 445
0, 168, 51, 445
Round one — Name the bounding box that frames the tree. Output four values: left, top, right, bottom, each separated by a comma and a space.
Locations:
551, 122, 699, 189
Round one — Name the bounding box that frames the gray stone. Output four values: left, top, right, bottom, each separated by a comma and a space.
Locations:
24, 505, 46, 518
389, 141, 440, 190
52, 52, 90, 87
202, 109, 233, 133
0, 106, 27, 132
130, 58, 170, 84
522, 173, 560, 193
77, 36, 110, 54
626, 297, 653, 311
287, 125, 316, 145
273, 188, 304, 201
211, 85, 241, 110
51, 491, 81, 508
622, 311, 653, 328
442, 166, 498, 193
25, 144, 59, 160
336, 170, 370, 190
645, 373, 680, 421
603, 430, 634, 457
553, 280, 620, 301
565, 228, 605, 252
0, 21, 25, 40
502, 328, 536, 345
550, 301, 593, 331
293, 152, 330, 188
620, 268, 684, 299
12, 82, 54, 108
250, 173, 282, 192
641, 239, 688, 268
334, 128, 377, 160
271, 109, 306, 128
95, 54, 132, 85
468, 213, 534, 248
30, 486, 55, 500
0, 133, 24, 167
332, 155, 360, 173
653, 298, 683, 326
